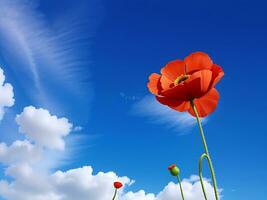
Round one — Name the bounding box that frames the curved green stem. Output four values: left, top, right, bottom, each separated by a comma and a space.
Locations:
112, 188, 117, 200
190, 100, 219, 200
177, 174, 185, 200
199, 153, 212, 200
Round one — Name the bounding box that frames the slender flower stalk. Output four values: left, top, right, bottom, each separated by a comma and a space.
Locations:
112, 189, 118, 200
177, 174, 185, 200
168, 164, 185, 200
190, 100, 219, 200
112, 182, 123, 200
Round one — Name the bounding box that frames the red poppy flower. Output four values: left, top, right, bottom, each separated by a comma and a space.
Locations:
113, 181, 123, 189
147, 52, 224, 117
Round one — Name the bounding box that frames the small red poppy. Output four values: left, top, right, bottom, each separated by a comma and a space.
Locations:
113, 181, 123, 189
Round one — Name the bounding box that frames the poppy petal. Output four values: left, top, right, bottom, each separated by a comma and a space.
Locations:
188, 88, 220, 117
161, 83, 190, 101
160, 74, 173, 90
161, 60, 185, 81
185, 70, 213, 98
184, 52, 213, 74
147, 73, 162, 95
156, 96, 190, 112
210, 64, 224, 88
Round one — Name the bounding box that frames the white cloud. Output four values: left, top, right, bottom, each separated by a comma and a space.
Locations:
15, 106, 73, 150
133, 95, 206, 133
0, 165, 131, 200
156, 176, 222, 200
0, 140, 41, 165
121, 190, 156, 200
0, 0, 98, 111
51, 167, 130, 200
0, 67, 14, 120
0, 105, 221, 200
121, 175, 222, 200
0, 164, 222, 200
5, 162, 33, 179
0, 0, 93, 89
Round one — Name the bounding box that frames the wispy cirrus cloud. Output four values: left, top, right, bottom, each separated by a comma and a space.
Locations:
0, 0, 100, 109
133, 95, 207, 134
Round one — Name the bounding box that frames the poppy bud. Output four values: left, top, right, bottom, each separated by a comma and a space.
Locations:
113, 181, 123, 189
168, 164, 180, 176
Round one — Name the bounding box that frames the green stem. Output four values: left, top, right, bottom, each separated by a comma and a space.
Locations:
199, 153, 210, 200
190, 100, 220, 200
177, 174, 185, 200
112, 188, 117, 200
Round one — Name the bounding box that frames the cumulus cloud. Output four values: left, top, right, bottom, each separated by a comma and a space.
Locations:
51, 167, 131, 200
16, 106, 73, 150
0, 67, 14, 120
0, 165, 221, 200
133, 95, 206, 133
121, 190, 155, 200
121, 175, 222, 200
0, 140, 41, 165
0, 105, 221, 200
0, 166, 131, 200
156, 176, 221, 200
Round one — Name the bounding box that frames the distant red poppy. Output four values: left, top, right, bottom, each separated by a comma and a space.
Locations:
113, 181, 123, 189
147, 52, 224, 117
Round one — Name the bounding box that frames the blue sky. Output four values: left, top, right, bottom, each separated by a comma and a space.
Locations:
0, 0, 266, 199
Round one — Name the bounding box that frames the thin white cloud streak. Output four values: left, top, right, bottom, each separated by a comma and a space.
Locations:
0, 0, 98, 107
0, 0, 50, 92
133, 95, 207, 133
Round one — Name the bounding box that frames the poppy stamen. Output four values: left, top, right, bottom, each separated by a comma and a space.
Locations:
174, 74, 189, 85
